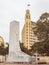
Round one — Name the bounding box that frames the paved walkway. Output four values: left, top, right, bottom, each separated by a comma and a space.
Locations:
0, 62, 49, 65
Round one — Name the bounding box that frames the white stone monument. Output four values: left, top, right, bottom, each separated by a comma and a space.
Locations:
7, 21, 35, 62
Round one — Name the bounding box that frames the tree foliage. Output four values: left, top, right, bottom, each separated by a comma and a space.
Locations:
32, 12, 49, 55
0, 43, 9, 56
20, 43, 32, 56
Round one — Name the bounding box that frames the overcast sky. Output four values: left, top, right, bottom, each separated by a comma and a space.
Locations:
0, 0, 49, 42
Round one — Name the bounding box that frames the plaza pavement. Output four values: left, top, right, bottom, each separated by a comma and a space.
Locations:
0, 62, 49, 65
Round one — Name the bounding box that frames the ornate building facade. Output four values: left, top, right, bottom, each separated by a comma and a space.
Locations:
22, 9, 38, 50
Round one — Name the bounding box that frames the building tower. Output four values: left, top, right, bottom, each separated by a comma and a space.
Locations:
22, 9, 38, 50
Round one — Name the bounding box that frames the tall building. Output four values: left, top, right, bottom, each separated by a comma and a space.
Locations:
22, 9, 38, 50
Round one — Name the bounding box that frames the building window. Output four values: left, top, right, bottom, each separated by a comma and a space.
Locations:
26, 43, 28, 44
26, 15, 28, 19
26, 29, 28, 31
26, 37, 28, 39
29, 16, 30, 19
26, 25, 28, 27
26, 15, 30, 19
37, 58, 39, 60
26, 40, 28, 42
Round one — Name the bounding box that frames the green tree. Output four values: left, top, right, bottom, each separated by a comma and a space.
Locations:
32, 12, 49, 55
0, 42, 9, 56
20, 43, 32, 56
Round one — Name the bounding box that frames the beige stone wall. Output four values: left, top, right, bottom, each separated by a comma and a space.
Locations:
37, 56, 49, 62
0, 55, 5, 62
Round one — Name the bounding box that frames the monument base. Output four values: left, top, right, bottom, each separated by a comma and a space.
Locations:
6, 51, 35, 62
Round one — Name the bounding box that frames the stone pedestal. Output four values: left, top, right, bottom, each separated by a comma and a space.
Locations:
7, 51, 34, 62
